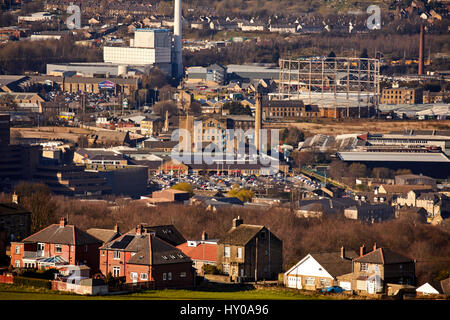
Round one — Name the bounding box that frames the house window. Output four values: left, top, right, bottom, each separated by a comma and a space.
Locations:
163, 273, 167, 280
101, 250, 105, 256
15, 260, 20, 268
112, 266, 120, 277
55, 244, 62, 253
37, 243, 45, 251
222, 263, 230, 275
180, 272, 186, 278
237, 247, 242, 259
360, 263, 368, 272
114, 251, 121, 260
224, 246, 230, 258
305, 277, 315, 286
140, 273, 148, 281
15, 246, 20, 254
320, 278, 331, 287
168, 272, 172, 280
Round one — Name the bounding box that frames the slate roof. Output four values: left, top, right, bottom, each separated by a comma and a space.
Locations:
23, 223, 102, 245
86, 228, 121, 244
311, 250, 358, 278
217, 224, 264, 245
440, 277, 450, 295
141, 224, 186, 247
354, 248, 414, 265
0, 203, 30, 216
379, 184, 434, 194
101, 229, 191, 266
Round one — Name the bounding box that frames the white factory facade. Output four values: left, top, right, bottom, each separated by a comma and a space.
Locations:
103, 28, 173, 75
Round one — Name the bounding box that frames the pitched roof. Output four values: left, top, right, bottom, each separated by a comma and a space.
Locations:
101, 230, 191, 266
354, 248, 414, 265
176, 242, 217, 263
23, 223, 102, 245
440, 277, 450, 295
86, 228, 121, 244
0, 203, 30, 216
141, 224, 186, 246
311, 250, 358, 277
379, 184, 434, 194
217, 224, 264, 245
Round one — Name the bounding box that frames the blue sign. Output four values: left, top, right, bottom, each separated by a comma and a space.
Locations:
98, 80, 115, 89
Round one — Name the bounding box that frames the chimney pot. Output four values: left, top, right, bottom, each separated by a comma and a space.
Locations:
373, 242, 377, 251
201, 231, 207, 241
114, 224, 119, 233
340, 246, 345, 259
60, 217, 67, 227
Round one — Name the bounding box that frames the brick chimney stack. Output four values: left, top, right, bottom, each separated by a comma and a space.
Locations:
373, 242, 377, 251
340, 246, 345, 259
114, 224, 120, 233
201, 231, 207, 241
418, 24, 424, 75
136, 224, 144, 235
232, 216, 243, 229
60, 217, 67, 227
360, 244, 366, 256
12, 192, 19, 204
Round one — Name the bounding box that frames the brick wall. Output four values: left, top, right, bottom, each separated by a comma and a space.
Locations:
0, 274, 14, 284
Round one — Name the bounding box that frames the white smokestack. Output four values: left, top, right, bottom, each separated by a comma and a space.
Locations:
174, 0, 183, 79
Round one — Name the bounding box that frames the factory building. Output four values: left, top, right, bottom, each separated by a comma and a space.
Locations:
103, 28, 173, 74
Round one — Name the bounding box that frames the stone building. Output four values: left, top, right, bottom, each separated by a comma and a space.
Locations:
216, 217, 282, 282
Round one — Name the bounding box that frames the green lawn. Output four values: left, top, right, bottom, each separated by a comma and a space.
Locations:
0, 284, 343, 300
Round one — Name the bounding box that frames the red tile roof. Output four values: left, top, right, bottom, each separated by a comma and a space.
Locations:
177, 242, 217, 263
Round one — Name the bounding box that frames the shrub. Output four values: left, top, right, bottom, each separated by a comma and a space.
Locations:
14, 276, 51, 289
202, 264, 221, 275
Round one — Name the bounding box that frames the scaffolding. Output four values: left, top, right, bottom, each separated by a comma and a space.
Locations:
277, 57, 381, 118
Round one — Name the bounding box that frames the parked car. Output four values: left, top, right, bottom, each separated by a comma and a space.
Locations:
322, 286, 344, 293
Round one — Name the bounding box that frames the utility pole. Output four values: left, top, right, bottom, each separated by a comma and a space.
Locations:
254, 236, 258, 283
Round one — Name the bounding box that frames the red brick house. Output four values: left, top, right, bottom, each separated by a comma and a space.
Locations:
99, 224, 195, 289
10, 218, 102, 273
176, 231, 218, 276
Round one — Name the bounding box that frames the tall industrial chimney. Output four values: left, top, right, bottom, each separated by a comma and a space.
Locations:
174, 0, 183, 79
418, 24, 424, 75
255, 93, 263, 153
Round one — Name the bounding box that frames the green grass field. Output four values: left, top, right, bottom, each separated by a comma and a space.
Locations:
0, 284, 345, 300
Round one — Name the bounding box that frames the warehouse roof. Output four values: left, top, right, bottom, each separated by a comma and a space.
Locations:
337, 151, 450, 162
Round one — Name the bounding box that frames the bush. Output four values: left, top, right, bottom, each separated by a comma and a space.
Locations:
202, 264, 221, 275
20, 268, 58, 280
14, 276, 51, 289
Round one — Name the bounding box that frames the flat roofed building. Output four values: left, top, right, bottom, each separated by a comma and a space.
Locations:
33, 164, 112, 197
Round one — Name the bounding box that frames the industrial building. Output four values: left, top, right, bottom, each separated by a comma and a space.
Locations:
381, 87, 423, 105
